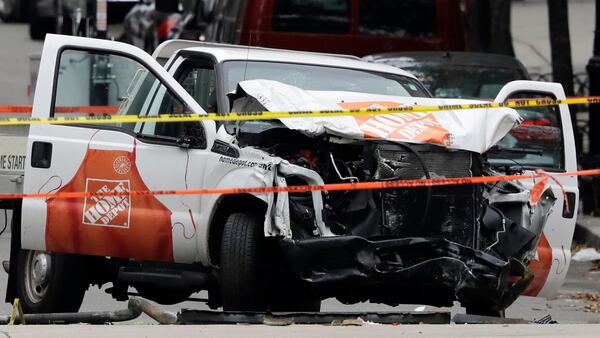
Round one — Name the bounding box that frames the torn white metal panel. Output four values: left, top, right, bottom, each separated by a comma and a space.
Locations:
278, 161, 333, 237
273, 176, 291, 238
488, 190, 530, 204
236, 80, 521, 154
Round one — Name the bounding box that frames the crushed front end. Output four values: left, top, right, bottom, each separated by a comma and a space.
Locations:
229, 82, 556, 313
274, 141, 554, 312
236, 125, 554, 312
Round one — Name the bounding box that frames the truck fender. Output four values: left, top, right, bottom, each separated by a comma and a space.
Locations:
200, 167, 275, 266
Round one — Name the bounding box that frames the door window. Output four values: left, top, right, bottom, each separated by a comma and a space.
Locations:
359, 0, 437, 38
178, 64, 218, 113
487, 93, 564, 171
53, 49, 202, 142
272, 0, 351, 34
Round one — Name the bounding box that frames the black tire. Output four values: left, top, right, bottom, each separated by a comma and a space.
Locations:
220, 212, 264, 311
15, 249, 87, 313
29, 2, 55, 40
219, 212, 321, 312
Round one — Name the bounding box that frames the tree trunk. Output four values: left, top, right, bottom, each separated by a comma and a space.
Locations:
464, 0, 491, 52
548, 0, 581, 151
489, 0, 514, 56
547, 0, 575, 97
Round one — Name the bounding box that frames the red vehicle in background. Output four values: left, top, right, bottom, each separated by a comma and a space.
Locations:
200, 0, 466, 56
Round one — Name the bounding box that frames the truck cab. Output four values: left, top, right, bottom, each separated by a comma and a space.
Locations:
3, 35, 578, 315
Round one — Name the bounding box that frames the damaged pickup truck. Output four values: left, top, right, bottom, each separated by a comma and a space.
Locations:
4, 35, 578, 316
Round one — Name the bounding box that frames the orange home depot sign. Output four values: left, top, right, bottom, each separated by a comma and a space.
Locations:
46, 141, 174, 262
338, 101, 452, 146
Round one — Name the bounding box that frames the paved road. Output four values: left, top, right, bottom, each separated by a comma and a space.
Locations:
2, 233, 600, 324
2, 324, 600, 338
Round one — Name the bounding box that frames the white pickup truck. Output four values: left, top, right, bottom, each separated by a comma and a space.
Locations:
1, 34, 578, 316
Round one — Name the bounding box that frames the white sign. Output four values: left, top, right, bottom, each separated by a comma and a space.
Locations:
0, 136, 27, 173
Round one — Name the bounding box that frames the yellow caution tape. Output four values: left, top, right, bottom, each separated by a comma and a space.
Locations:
9, 298, 25, 325
0, 96, 598, 126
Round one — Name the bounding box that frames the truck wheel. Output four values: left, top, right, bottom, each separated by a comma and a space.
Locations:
219, 212, 321, 312
29, 2, 55, 40
16, 249, 87, 313
220, 212, 266, 311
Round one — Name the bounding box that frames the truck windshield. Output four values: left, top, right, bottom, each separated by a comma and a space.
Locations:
222, 61, 429, 98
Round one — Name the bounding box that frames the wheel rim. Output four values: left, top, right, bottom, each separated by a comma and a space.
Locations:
23, 251, 52, 303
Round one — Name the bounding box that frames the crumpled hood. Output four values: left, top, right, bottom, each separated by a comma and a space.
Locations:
234, 80, 521, 154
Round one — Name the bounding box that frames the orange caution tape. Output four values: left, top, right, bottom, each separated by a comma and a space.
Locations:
1, 168, 596, 201
531, 169, 571, 213
0, 106, 119, 114
0, 106, 32, 113
530, 175, 549, 205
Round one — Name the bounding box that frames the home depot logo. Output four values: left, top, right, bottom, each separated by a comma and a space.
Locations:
82, 179, 131, 228
337, 101, 452, 146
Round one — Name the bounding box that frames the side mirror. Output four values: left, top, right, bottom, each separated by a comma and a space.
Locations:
177, 122, 206, 148
177, 135, 203, 148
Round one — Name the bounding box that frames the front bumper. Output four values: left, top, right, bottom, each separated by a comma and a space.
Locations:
280, 236, 533, 311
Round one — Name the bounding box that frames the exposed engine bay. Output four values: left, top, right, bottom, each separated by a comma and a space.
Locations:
231, 117, 556, 313
225, 81, 557, 313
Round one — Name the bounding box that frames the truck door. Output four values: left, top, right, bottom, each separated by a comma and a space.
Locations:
22, 34, 213, 264
491, 80, 578, 297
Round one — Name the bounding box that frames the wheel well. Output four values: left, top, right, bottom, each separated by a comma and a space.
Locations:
208, 194, 267, 266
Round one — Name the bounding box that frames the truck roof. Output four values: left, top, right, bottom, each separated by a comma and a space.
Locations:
154, 40, 417, 80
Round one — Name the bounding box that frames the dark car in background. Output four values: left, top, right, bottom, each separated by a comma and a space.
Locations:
362, 52, 530, 99
363, 51, 562, 173
122, 0, 468, 56
195, 0, 466, 56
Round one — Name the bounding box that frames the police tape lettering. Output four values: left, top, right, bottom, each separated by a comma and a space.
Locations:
0, 96, 598, 126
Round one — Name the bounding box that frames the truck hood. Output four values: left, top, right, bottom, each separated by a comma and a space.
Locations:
233, 80, 521, 154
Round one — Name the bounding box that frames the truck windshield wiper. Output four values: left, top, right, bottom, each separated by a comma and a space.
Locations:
487, 145, 544, 156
